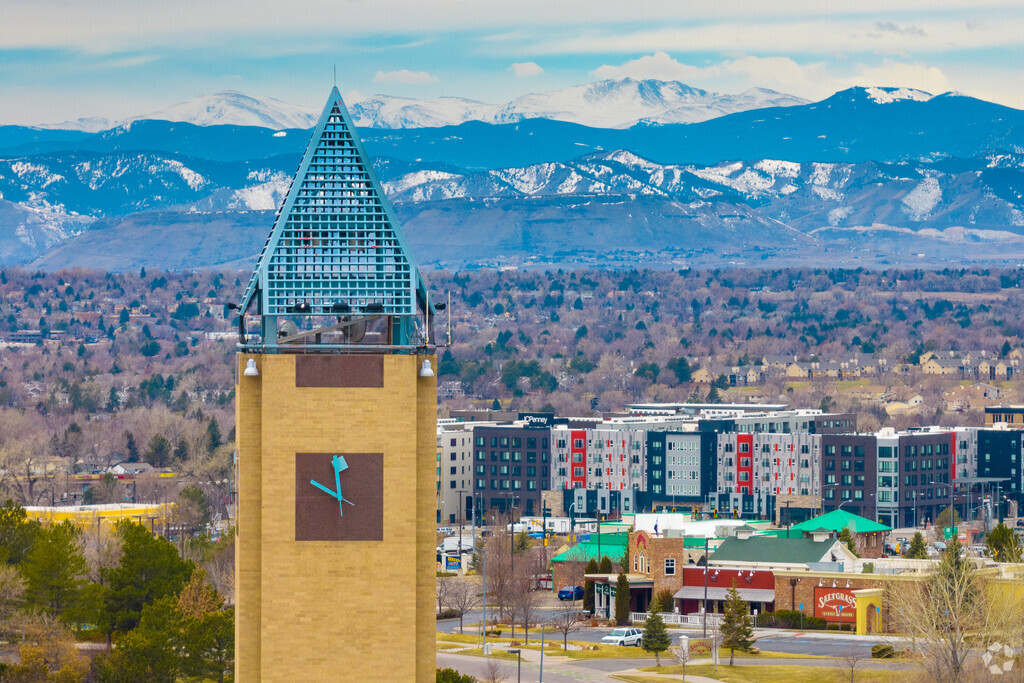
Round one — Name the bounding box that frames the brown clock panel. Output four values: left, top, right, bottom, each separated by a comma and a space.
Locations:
294, 452, 384, 541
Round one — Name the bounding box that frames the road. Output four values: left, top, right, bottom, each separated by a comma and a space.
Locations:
440, 612, 898, 658
437, 651, 622, 683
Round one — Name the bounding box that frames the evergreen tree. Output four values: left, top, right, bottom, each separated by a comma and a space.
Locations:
124, 431, 140, 463
174, 440, 189, 463
106, 387, 120, 412
206, 419, 222, 454
21, 521, 86, 620
906, 531, 929, 559
583, 559, 598, 613
99, 521, 194, 643
838, 528, 859, 557
641, 594, 671, 665
986, 523, 1023, 563
599, 555, 613, 573
666, 357, 691, 383
145, 434, 172, 468
720, 582, 754, 665
0, 500, 41, 565
491, 399, 501, 411
1002, 340, 1012, 357
614, 572, 630, 625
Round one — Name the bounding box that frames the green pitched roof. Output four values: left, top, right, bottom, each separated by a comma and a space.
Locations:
551, 533, 629, 563
709, 536, 842, 565
790, 509, 891, 534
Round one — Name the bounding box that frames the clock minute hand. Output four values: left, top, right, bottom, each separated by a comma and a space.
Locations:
310, 478, 356, 506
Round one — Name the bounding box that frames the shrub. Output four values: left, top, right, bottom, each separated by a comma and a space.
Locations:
757, 610, 826, 630
871, 644, 895, 659
437, 667, 476, 683
436, 609, 459, 620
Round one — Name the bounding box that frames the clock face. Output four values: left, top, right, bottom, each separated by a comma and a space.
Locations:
295, 453, 383, 541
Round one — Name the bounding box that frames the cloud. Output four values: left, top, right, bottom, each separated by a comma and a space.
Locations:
97, 54, 159, 69
526, 15, 1024, 58
590, 53, 827, 92
591, 51, 707, 81
509, 61, 543, 78
587, 52, 956, 103
372, 69, 438, 85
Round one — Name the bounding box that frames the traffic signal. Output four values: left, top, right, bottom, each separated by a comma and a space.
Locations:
732, 507, 738, 518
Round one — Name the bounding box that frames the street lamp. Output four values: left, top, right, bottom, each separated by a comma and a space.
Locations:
507, 649, 521, 683
457, 488, 467, 563
540, 610, 590, 683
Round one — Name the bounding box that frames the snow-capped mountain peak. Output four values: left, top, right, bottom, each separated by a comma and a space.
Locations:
123, 91, 319, 130
348, 78, 808, 130
863, 86, 933, 104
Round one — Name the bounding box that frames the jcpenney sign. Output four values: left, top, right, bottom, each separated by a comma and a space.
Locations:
813, 587, 857, 621
518, 412, 554, 428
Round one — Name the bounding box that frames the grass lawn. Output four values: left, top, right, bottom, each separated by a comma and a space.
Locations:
617, 663, 908, 683
562, 644, 655, 659
445, 647, 519, 660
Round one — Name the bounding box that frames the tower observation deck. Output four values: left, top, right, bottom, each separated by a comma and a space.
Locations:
236, 87, 436, 351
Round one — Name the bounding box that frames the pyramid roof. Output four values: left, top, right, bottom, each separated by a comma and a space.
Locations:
790, 509, 891, 534
239, 87, 431, 347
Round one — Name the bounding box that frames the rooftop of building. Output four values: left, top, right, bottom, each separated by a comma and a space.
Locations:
710, 535, 847, 565
790, 509, 891, 534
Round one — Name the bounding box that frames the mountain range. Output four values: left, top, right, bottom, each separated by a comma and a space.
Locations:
3, 81, 1024, 270
32, 79, 807, 132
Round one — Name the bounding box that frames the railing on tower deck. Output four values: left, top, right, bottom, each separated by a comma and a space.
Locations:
630, 611, 724, 626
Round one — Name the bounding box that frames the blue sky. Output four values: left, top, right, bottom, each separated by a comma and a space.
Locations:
2, 0, 1023, 125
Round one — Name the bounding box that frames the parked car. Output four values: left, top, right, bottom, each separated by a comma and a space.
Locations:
437, 526, 454, 535
557, 585, 584, 601
602, 627, 643, 647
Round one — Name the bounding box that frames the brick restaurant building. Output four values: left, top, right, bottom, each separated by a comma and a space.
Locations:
674, 566, 776, 616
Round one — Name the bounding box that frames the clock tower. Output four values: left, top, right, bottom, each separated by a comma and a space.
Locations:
234, 88, 437, 681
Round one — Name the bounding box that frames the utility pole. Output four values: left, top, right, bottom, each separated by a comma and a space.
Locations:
481, 505, 487, 653
702, 536, 710, 637
457, 488, 466, 564
541, 502, 550, 569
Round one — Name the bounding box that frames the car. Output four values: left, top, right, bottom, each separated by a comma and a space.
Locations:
437, 526, 454, 535
602, 627, 643, 647
558, 585, 584, 601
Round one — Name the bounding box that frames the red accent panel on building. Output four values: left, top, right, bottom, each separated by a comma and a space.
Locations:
570, 429, 587, 489
736, 434, 753, 494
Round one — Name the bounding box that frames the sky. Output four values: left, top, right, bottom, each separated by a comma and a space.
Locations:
2, 0, 1023, 126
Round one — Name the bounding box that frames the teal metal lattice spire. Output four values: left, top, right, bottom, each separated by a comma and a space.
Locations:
238, 87, 431, 350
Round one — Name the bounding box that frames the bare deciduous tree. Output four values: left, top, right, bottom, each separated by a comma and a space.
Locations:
669, 643, 690, 681
480, 657, 507, 683
0, 564, 25, 639
446, 578, 481, 634
437, 572, 455, 616
548, 606, 585, 650
833, 649, 862, 683
887, 539, 1024, 683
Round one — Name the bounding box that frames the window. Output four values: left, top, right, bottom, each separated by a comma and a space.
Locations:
574, 439, 584, 449
449, 481, 456, 489
665, 558, 676, 575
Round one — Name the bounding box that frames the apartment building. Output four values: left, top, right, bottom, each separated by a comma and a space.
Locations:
437, 423, 475, 524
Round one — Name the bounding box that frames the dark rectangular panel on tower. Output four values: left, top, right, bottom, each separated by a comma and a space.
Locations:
295, 355, 384, 388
